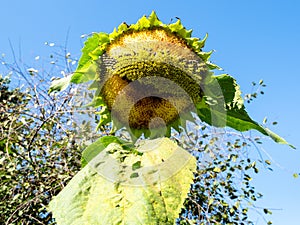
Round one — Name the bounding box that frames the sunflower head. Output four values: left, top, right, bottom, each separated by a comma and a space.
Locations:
49, 11, 293, 147
73, 12, 216, 138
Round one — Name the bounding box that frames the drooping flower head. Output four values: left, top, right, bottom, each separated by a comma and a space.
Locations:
50, 11, 293, 147
96, 29, 211, 137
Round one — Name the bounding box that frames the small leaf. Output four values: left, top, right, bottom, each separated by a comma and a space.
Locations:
265, 160, 271, 165
48, 76, 71, 93
293, 173, 299, 179
213, 167, 221, 173
263, 117, 268, 124
208, 198, 214, 205
263, 208, 272, 215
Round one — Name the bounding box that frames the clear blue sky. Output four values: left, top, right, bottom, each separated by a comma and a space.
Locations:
1, 1, 299, 224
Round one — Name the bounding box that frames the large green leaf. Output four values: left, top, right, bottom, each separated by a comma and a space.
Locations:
197, 74, 295, 148
81, 136, 133, 168
49, 138, 196, 225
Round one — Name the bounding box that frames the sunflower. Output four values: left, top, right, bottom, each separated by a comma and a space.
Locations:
97, 30, 211, 136
49, 11, 293, 147
72, 12, 216, 138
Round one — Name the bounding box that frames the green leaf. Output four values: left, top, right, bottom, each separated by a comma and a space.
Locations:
49, 138, 196, 225
214, 74, 244, 109
48, 76, 71, 93
95, 105, 112, 129
71, 58, 97, 84
197, 74, 294, 148
71, 33, 109, 84
77, 34, 100, 70
81, 136, 129, 168
293, 173, 299, 179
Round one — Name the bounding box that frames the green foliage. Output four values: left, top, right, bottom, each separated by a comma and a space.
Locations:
175, 123, 272, 224
0, 74, 81, 224
0, 47, 98, 224
49, 138, 196, 225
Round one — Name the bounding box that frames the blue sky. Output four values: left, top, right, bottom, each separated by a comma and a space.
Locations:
1, 0, 299, 224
